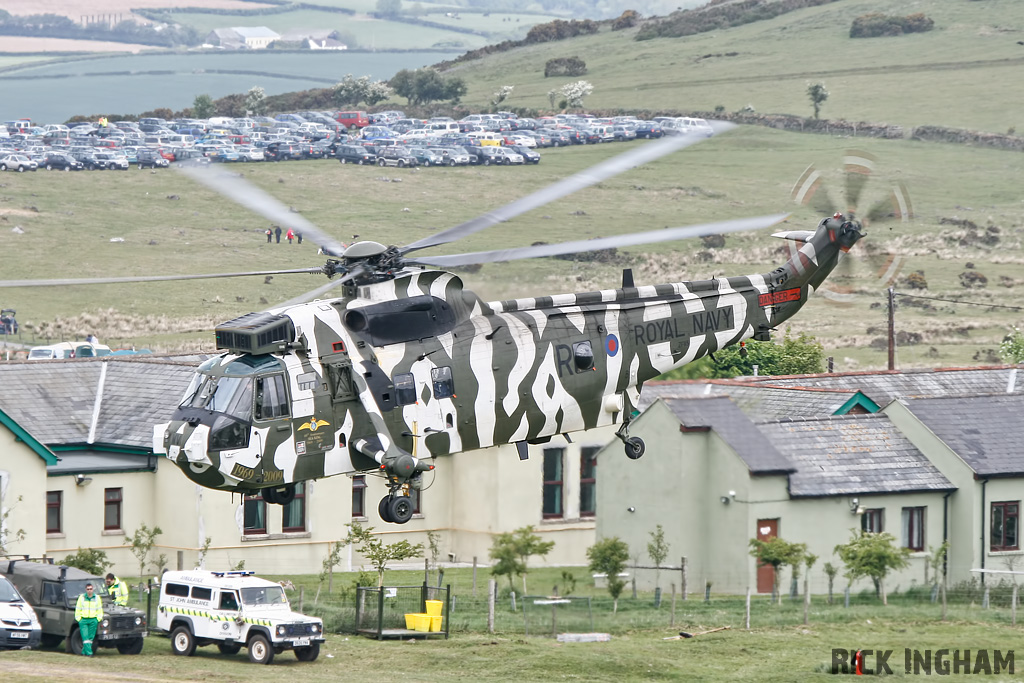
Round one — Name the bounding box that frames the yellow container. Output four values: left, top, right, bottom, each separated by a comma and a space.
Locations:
404, 613, 417, 630
428, 615, 443, 632
410, 613, 431, 632
425, 600, 443, 617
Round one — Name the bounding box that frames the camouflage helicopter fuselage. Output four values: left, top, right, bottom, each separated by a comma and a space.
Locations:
154, 214, 859, 509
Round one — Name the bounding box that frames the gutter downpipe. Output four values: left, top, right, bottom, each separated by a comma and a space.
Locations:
980, 479, 988, 586
943, 491, 952, 582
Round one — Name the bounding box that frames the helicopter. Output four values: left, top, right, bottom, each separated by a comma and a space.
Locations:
2, 125, 888, 525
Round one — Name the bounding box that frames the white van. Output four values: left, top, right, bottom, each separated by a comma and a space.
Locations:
27, 341, 111, 360
428, 121, 460, 133
0, 574, 42, 650
158, 570, 324, 665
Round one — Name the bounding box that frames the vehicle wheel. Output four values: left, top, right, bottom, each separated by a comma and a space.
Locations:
17, 166, 24, 173
261, 487, 279, 505
448, 160, 455, 167
247, 633, 274, 665
46, 164, 53, 170
388, 495, 414, 524
117, 637, 145, 655
269, 485, 295, 506
378, 158, 386, 167
41, 633, 63, 649
625, 437, 646, 460
171, 625, 196, 657
67, 627, 84, 655
503, 158, 511, 165
357, 159, 364, 165
0, 164, 7, 171
378, 495, 393, 523
218, 641, 242, 656
397, 159, 406, 167
483, 159, 491, 166
294, 642, 320, 662
64, 166, 70, 171
422, 160, 430, 167
339, 158, 346, 164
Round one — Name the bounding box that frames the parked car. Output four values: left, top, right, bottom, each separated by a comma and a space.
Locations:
429, 147, 472, 166
0, 154, 37, 172
137, 148, 170, 168
265, 142, 304, 161
508, 145, 540, 164
235, 145, 265, 162
27, 341, 111, 360
0, 574, 41, 650
407, 147, 444, 166
336, 144, 376, 165
92, 151, 130, 170
633, 121, 664, 139
172, 148, 210, 166
334, 110, 369, 129
376, 147, 419, 168
0, 559, 147, 654
41, 152, 83, 171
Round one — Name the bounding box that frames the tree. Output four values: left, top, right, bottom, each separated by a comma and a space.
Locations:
245, 86, 267, 116
364, 80, 393, 107
834, 530, 910, 605
319, 539, 344, 593
376, 0, 402, 17
488, 525, 554, 594
587, 537, 630, 613
646, 524, 670, 592
491, 85, 514, 109
560, 80, 593, 109
1000, 327, 1024, 364
659, 328, 825, 380
807, 81, 829, 120
345, 521, 422, 587
124, 523, 163, 580
0, 495, 24, 555
62, 548, 113, 576
749, 536, 807, 605
333, 74, 370, 107
823, 561, 839, 604
192, 94, 215, 119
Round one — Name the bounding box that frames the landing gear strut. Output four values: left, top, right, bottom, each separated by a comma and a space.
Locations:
615, 420, 646, 460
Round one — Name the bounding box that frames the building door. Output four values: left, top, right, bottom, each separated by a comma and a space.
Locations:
756, 519, 779, 594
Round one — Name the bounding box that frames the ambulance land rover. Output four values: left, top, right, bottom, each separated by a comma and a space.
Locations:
157, 570, 324, 664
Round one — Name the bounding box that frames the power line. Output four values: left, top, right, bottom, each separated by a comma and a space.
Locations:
895, 292, 1024, 312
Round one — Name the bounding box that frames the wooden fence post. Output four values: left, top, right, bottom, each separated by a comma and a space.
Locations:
670, 583, 676, 627
488, 579, 496, 634
681, 557, 688, 601
746, 586, 751, 630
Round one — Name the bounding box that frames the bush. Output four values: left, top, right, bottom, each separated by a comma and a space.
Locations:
544, 56, 587, 78
62, 548, 113, 576
612, 10, 640, 31
850, 12, 934, 38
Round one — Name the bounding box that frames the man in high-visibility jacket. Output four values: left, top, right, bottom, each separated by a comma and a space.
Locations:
105, 573, 129, 606
75, 583, 104, 656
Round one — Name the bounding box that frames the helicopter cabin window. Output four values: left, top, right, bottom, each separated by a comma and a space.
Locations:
432, 367, 454, 399
255, 375, 290, 420
243, 494, 266, 535
282, 482, 306, 532
542, 448, 564, 519
573, 341, 595, 371
352, 476, 366, 518
394, 373, 417, 406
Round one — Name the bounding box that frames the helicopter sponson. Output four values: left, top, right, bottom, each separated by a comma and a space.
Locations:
153, 215, 861, 524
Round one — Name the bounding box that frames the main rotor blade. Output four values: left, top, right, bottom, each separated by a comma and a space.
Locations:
268, 263, 368, 309
400, 122, 736, 255
0, 268, 324, 288
406, 213, 789, 268
178, 164, 348, 257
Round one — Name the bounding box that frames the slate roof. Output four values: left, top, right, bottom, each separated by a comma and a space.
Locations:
642, 381, 862, 421
900, 393, 1024, 477
0, 356, 206, 450
232, 26, 281, 39
737, 365, 1024, 406
758, 413, 954, 497
660, 396, 794, 475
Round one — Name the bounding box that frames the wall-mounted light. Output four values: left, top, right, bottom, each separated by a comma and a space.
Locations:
627, 506, 636, 513
75, 474, 93, 487
849, 497, 864, 515
720, 496, 731, 505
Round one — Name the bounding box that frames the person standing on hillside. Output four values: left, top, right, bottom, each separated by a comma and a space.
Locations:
75, 582, 103, 656
286, 228, 295, 244
266, 228, 273, 243
274, 225, 282, 244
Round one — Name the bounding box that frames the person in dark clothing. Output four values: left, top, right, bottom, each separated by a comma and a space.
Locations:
274, 226, 282, 244
296, 231, 303, 244
266, 228, 272, 243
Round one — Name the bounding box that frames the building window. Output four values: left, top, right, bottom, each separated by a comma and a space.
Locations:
282, 483, 306, 532
901, 507, 925, 551
862, 508, 884, 534
991, 501, 1019, 552
243, 494, 266, 535
104, 488, 122, 530
352, 476, 366, 518
409, 486, 422, 516
580, 446, 599, 517
542, 448, 564, 519
46, 491, 62, 534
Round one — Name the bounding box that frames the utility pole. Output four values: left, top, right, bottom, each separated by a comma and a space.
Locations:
887, 287, 896, 371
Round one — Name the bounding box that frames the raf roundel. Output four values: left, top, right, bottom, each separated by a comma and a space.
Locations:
605, 333, 619, 357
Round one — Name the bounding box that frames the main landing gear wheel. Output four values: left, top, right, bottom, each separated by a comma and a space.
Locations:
388, 495, 414, 524
379, 495, 394, 523
261, 485, 295, 505
625, 437, 646, 459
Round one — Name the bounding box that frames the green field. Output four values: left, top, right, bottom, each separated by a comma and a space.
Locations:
445, 0, 1024, 133
1, 126, 1023, 372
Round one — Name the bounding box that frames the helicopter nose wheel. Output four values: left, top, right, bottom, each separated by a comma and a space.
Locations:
624, 437, 646, 460
379, 495, 414, 524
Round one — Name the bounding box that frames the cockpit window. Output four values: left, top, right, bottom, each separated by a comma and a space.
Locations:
255, 375, 290, 420
181, 375, 254, 421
